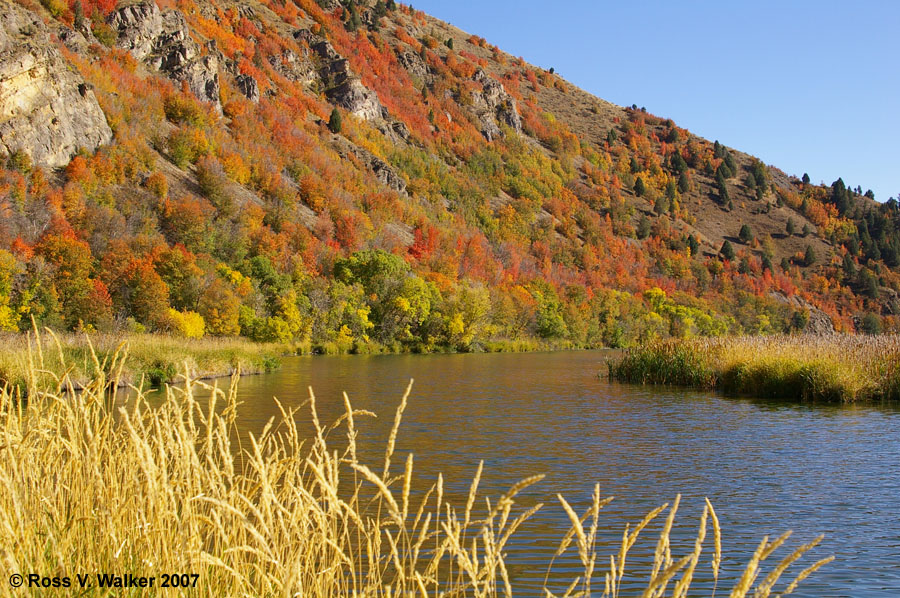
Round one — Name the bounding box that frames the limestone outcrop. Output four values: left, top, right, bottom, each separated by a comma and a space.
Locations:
470, 69, 522, 141
107, 2, 221, 110
295, 28, 386, 121
0, 3, 112, 167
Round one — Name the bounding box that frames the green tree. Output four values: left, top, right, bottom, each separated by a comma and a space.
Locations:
73, 0, 85, 29
739, 224, 754, 244
720, 240, 735, 261
654, 195, 670, 215
786, 218, 796, 236
636, 215, 651, 239
802, 172, 810, 184
860, 312, 882, 335
677, 172, 690, 193
634, 176, 646, 197
803, 244, 817, 266
328, 108, 342, 134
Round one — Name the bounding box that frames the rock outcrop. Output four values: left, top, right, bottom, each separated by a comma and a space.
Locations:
470, 69, 522, 141
267, 49, 317, 86
295, 28, 386, 121
397, 49, 429, 84
235, 74, 260, 102
0, 3, 112, 167
331, 135, 407, 195
108, 2, 221, 110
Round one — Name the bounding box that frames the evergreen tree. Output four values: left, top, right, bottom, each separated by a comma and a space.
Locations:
720, 240, 735, 261
636, 215, 651, 239
328, 108, 342, 134
802, 223, 812, 237
802, 172, 810, 184
677, 172, 689, 193
842, 253, 856, 280
606, 129, 617, 144
687, 234, 699, 256
665, 180, 677, 200
654, 196, 670, 215
73, 0, 85, 29
786, 218, 796, 236
739, 224, 754, 244
803, 244, 817, 266
634, 176, 646, 197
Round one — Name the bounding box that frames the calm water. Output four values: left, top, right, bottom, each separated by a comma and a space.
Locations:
202, 350, 899, 596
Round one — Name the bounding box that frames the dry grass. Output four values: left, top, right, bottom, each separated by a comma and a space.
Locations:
0, 327, 293, 394
0, 339, 831, 596
610, 335, 900, 402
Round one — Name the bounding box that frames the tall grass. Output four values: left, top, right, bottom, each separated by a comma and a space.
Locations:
610, 335, 900, 402
0, 338, 831, 596
0, 328, 295, 394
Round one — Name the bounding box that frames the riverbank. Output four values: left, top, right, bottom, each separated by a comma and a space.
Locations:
0, 329, 576, 395
0, 331, 296, 394
0, 353, 830, 596
608, 335, 900, 402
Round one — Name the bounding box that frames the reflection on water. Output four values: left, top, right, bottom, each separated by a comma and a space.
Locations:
156, 350, 900, 597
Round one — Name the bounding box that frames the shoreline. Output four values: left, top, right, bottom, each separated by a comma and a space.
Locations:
0, 331, 580, 393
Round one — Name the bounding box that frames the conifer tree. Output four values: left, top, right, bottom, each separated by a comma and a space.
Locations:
328, 108, 342, 134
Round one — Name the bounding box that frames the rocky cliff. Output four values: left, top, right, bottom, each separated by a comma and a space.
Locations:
0, 1, 112, 168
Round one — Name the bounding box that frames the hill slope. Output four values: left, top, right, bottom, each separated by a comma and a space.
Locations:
1, 0, 898, 349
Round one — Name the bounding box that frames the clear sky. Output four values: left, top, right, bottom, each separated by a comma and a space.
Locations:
411, 0, 899, 202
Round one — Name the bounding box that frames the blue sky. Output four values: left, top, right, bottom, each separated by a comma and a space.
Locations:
411, 1, 898, 202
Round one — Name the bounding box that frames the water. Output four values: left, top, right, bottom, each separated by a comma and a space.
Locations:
201, 350, 900, 596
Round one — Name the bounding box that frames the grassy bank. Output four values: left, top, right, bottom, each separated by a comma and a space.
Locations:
0, 330, 296, 394
0, 351, 830, 597
609, 335, 900, 402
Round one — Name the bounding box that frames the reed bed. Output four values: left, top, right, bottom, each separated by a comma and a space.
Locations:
609, 335, 900, 402
0, 328, 293, 394
0, 336, 832, 597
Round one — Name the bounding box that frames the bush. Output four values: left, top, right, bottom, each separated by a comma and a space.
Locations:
163, 308, 206, 338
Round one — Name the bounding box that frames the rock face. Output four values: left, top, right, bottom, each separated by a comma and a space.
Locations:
108, 2, 221, 110
235, 74, 259, 102
332, 135, 407, 195
295, 29, 386, 121
267, 49, 318, 86
470, 69, 522, 141
397, 50, 429, 83
0, 3, 112, 168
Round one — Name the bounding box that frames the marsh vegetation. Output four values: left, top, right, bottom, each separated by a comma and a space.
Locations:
609, 335, 900, 402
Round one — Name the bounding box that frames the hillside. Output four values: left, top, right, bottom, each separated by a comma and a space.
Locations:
1, 0, 899, 351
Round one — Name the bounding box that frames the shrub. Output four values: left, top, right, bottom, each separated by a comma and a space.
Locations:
163, 308, 206, 338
